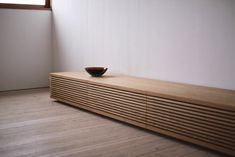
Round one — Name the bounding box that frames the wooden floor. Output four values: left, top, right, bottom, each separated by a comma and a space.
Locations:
0, 88, 228, 157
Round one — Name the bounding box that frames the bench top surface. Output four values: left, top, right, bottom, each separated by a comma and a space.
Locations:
50, 72, 235, 111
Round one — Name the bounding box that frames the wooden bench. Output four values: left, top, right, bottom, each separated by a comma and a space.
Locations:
50, 72, 235, 156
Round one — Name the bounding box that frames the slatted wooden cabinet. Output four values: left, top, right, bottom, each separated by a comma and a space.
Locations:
50, 72, 235, 156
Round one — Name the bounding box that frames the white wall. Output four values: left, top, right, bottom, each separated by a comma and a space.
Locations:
53, 0, 235, 90
0, 9, 52, 91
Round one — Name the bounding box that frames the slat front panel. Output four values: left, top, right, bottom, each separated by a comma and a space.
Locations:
50, 76, 147, 127
50, 76, 88, 107
85, 82, 147, 126
146, 95, 235, 153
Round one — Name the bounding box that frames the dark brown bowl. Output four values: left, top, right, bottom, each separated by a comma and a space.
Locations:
85, 67, 108, 77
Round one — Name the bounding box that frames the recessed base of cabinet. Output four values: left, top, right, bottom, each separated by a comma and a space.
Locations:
50, 72, 235, 156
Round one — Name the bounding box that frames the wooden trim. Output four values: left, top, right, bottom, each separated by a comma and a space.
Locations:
0, 0, 51, 10
45, 0, 51, 8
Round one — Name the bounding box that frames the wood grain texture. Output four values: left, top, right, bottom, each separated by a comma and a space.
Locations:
0, 88, 227, 157
50, 72, 235, 156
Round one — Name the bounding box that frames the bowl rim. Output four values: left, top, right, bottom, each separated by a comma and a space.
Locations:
85, 67, 107, 70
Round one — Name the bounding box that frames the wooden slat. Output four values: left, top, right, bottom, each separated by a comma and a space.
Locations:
52, 91, 146, 122
50, 83, 146, 104
147, 102, 234, 127
51, 92, 86, 106
145, 114, 235, 145
51, 77, 146, 99
148, 96, 235, 118
146, 109, 234, 136
51, 93, 147, 125
51, 89, 145, 118
146, 121, 235, 150
52, 90, 146, 120
51, 85, 146, 110
51, 79, 146, 102
51, 82, 146, 107
51, 95, 147, 129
